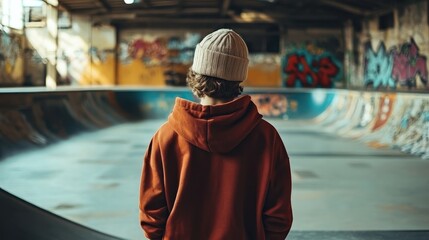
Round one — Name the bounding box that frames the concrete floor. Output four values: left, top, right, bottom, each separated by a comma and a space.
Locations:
0, 119, 429, 240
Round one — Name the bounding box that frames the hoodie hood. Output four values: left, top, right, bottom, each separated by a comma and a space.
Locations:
168, 95, 262, 153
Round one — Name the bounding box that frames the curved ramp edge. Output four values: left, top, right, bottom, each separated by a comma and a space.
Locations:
310, 91, 429, 159
0, 188, 123, 240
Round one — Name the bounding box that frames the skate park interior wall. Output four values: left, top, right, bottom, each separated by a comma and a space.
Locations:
346, 0, 429, 90
4, 0, 429, 90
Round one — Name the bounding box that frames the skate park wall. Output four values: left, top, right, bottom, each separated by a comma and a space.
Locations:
1, 87, 429, 160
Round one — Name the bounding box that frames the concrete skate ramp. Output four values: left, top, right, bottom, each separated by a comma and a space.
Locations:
0, 188, 121, 240
1, 87, 429, 240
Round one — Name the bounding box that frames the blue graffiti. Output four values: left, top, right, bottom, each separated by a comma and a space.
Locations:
364, 42, 395, 89
167, 33, 200, 64
89, 47, 107, 63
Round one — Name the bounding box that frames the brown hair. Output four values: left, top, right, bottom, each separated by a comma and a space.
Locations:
186, 69, 243, 99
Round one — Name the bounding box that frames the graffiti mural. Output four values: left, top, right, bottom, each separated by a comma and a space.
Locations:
128, 38, 168, 65
391, 39, 428, 88
364, 42, 395, 89
89, 47, 112, 64
364, 38, 428, 89
118, 32, 201, 86
167, 33, 200, 64
282, 39, 343, 88
372, 94, 396, 131
250, 94, 288, 117
284, 52, 340, 88
121, 33, 200, 66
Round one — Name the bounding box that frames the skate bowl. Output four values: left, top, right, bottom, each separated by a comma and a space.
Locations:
0, 87, 336, 159
0, 87, 429, 240
1, 87, 428, 160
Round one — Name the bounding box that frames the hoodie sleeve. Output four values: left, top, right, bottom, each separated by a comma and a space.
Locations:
263, 133, 293, 240
139, 135, 168, 240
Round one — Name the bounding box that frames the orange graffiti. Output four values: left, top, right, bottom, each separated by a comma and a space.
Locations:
372, 94, 396, 131
251, 94, 287, 117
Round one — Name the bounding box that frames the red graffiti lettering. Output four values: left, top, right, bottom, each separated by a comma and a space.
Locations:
285, 55, 339, 88
285, 55, 317, 87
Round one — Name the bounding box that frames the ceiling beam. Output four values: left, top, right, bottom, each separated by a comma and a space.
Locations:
177, 0, 185, 13
93, 8, 220, 18
96, 0, 111, 12
142, 0, 152, 8
115, 22, 280, 31
221, 0, 232, 16
109, 15, 345, 27
114, 19, 341, 30
113, 17, 269, 24
93, 9, 349, 25
47, 0, 69, 11
320, 0, 369, 16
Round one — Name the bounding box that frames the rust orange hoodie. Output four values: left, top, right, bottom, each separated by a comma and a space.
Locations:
139, 95, 292, 240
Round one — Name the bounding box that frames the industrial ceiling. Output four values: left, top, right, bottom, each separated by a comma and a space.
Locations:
56, 0, 420, 29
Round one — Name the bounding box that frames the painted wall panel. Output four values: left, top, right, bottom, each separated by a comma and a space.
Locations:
245, 54, 281, 87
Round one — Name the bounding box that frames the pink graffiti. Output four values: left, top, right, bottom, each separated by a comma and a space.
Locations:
128, 38, 168, 62
392, 38, 428, 86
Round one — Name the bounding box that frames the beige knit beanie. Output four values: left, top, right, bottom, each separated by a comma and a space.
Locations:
192, 29, 249, 82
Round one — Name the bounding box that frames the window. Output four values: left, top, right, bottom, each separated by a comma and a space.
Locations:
1, 0, 24, 29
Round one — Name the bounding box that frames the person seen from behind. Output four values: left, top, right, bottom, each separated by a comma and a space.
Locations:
139, 29, 293, 240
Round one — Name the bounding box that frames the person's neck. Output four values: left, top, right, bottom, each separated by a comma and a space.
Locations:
200, 96, 233, 106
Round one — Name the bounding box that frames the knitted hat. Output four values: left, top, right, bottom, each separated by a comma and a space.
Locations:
192, 29, 249, 82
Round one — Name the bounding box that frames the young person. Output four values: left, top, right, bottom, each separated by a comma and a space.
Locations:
140, 29, 292, 240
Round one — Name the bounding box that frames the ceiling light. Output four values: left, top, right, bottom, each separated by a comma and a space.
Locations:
239, 10, 274, 23
124, 0, 134, 4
